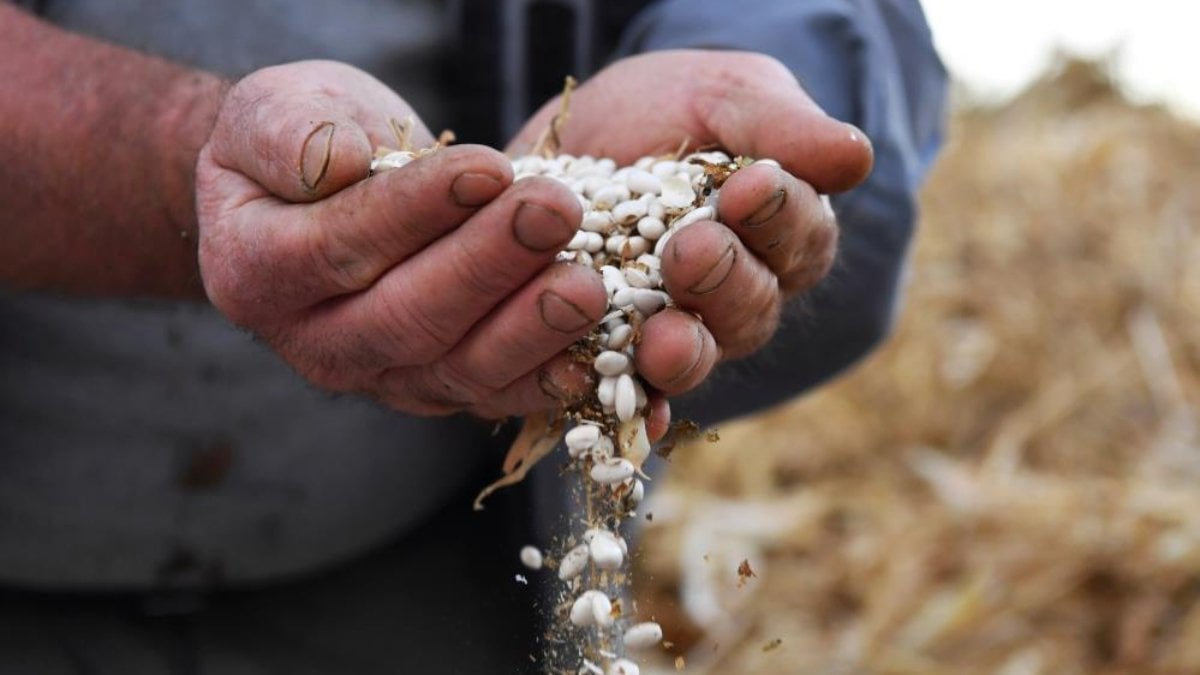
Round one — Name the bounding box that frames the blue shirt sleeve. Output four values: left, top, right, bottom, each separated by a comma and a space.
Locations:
614, 0, 949, 423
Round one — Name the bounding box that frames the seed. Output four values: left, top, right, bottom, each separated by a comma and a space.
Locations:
583, 231, 605, 253
582, 210, 615, 234
629, 479, 645, 504
636, 216, 666, 240
520, 545, 544, 570
592, 434, 615, 461
614, 374, 638, 422
607, 658, 640, 675
618, 416, 650, 470
592, 184, 631, 210
652, 229, 674, 257
605, 234, 629, 255
632, 289, 667, 316
671, 205, 716, 230
651, 160, 677, 178
559, 544, 590, 581
588, 531, 624, 570
590, 590, 615, 627
611, 287, 636, 308
623, 621, 663, 650
570, 590, 600, 627
612, 199, 648, 225
597, 375, 618, 407
607, 323, 634, 350
566, 230, 589, 251
565, 424, 601, 454
625, 168, 662, 196
623, 236, 651, 258
659, 175, 695, 210
623, 267, 653, 289
594, 351, 631, 377
636, 253, 661, 271
601, 265, 628, 294
590, 457, 635, 484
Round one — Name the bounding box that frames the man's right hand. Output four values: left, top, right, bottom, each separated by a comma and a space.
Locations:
196, 61, 607, 418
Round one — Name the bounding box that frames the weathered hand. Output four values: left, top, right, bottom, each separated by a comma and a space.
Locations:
197, 61, 607, 418
509, 50, 874, 396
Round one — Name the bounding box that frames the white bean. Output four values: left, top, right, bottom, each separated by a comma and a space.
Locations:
614, 374, 638, 422
607, 324, 634, 350
597, 376, 618, 407
658, 175, 695, 210
570, 590, 600, 627
565, 424, 601, 454
594, 350, 631, 377
558, 544, 591, 581
591, 590, 615, 627
622, 236, 651, 258
592, 184, 631, 210
636, 216, 666, 240
589, 532, 624, 570
623, 622, 663, 650
632, 289, 667, 316
611, 287, 636, 308
520, 545, 544, 570
590, 457, 635, 484
612, 199, 648, 225
625, 168, 662, 196
672, 205, 716, 230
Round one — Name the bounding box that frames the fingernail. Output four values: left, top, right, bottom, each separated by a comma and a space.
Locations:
687, 243, 737, 294
742, 188, 786, 228
451, 172, 504, 207
299, 121, 335, 194
513, 202, 573, 252
537, 369, 566, 401
539, 289, 593, 333
665, 323, 706, 386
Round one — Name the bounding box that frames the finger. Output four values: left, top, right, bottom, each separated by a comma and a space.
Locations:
394, 263, 605, 410
201, 144, 513, 324
509, 51, 873, 194
661, 221, 782, 359
645, 397, 671, 443
441, 262, 606, 389
290, 175, 583, 374
716, 162, 838, 293
471, 354, 595, 419
634, 309, 720, 396
207, 61, 429, 203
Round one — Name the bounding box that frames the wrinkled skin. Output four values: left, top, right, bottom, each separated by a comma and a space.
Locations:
196, 51, 872, 438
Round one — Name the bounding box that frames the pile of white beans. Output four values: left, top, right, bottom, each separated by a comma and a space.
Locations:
374, 147, 754, 675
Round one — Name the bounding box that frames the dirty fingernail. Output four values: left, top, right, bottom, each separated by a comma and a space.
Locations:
451, 172, 504, 207
538, 369, 566, 401
666, 323, 706, 386
514, 202, 574, 252
743, 188, 786, 228
688, 243, 737, 294
539, 289, 594, 333
299, 121, 335, 194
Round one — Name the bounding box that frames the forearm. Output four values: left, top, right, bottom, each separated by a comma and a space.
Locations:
0, 5, 228, 298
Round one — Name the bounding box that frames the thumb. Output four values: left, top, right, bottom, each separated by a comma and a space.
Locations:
694, 56, 874, 194
206, 65, 427, 202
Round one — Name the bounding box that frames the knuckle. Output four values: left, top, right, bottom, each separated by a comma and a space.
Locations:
308, 225, 384, 293
378, 367, 468, 416
450, 238, 521, 299
373, 291, 458, 364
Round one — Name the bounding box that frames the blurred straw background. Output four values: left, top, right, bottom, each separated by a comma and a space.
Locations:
636, 59, 1200, 675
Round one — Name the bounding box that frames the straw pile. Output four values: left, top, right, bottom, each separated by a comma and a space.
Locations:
635, 59, 1200, 675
